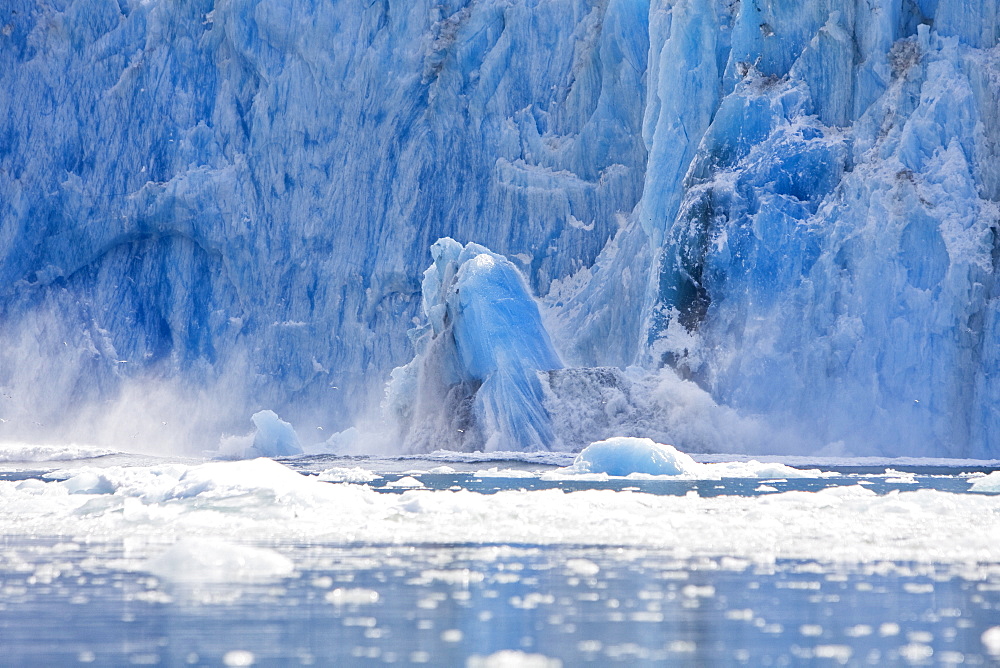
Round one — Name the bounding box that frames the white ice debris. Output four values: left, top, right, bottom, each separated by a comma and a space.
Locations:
562, 437, 826, 479
386, 476, 425, 488
982, 627, 1000, 655
0, 459, 996, 568
145, 538, 294, 583
970, 472, 1000, 493
472, 468, 536, 478
0, 442, 117, 462
316, 467, 382, 483
466, 651, 562, 668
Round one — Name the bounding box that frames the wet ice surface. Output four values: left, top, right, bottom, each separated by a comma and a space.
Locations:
0, 451, 999, 665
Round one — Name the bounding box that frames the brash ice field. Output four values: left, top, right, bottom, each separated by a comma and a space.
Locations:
1, 0, 1000, 665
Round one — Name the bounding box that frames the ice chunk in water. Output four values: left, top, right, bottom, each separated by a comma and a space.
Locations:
218, 410, 302, 459
571, 437, 698, 476
970, 472, 1000, 493
145, 538, 294, 583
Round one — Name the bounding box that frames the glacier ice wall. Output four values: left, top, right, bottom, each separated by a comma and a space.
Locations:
0, 0, 648, 448
550, 0, 1000, 456
3, 0, 1000, 456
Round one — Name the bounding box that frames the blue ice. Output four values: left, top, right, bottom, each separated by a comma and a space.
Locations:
387, 239, 562, 452
2, 0, 999, 458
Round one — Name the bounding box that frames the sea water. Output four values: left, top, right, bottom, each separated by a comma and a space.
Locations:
0, 452, 998, 666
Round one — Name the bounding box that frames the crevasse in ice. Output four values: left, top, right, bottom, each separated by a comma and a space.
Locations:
1, 0, 999, 456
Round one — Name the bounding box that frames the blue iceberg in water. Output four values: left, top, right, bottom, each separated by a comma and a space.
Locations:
571, 437, 699, 476
387, 239, 562, 451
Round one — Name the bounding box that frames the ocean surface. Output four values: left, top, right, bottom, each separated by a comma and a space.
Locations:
0, 450, 998, 666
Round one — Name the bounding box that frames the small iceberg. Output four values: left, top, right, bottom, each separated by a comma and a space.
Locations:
145, 538, 294, 583
218, 410, 303, 459
570, 437, 699, 476
970, 472, 1000, 493
563, 437, 827, 479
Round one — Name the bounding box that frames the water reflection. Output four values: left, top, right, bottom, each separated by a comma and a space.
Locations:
1, 541, 997, 665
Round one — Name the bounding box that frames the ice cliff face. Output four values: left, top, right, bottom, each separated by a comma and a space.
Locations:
548, 0, 1000, 457
0, 0, 647, 447
2, 0, 999, 456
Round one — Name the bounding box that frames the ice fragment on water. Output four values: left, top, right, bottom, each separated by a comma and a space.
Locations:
571, 437, 699, 476
466, 651, 562, 667
982, 627, 1000, 655
144, 538, 294, 583
218, 410, 302, 459
222, 651, 255, 667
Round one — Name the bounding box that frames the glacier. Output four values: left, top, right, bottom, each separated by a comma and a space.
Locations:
1, 0, 999, 457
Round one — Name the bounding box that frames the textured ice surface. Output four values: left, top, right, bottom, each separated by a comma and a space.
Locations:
2, 457, 998, 567
571, 437, 699, 476
0, 0, 646, 447
548, 3, 1000, 457
2, 0, 1000, 457
386, 239, 562, 452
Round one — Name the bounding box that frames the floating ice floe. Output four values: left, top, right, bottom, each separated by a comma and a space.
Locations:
559, 437, 828, 479
570, 437, 699, 476
1, 458, 998, 568
970, 472, 1000, 493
